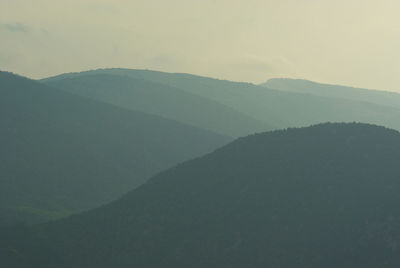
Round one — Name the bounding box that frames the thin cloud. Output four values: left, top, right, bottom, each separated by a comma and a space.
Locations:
3, 22, 31, 33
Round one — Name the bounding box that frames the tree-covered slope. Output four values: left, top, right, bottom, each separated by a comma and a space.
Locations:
263, 78, 400, 108
2, 123, 400, 267
43, 73, 269, 137
43, 69, 400, 131
0, 71, 229, 226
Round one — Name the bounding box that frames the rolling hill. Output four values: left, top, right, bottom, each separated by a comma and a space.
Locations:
0, 71, 229, 226
2, 123, 400, 267
263, 78, 400, 108
43, 69, 400, 131
43, 73, 268, 137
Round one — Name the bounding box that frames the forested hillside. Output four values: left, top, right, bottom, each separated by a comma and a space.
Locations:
2, 123, 400, 267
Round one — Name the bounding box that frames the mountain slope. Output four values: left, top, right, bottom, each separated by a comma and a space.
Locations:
263, 78, 400, 108
0, 71, 229, 226
2, 123, 400, 267
43, 73, 269, 137
44, 69, 400, 131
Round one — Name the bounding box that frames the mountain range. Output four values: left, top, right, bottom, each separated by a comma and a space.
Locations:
3, 68, 400, 267
44, 68, 400, 132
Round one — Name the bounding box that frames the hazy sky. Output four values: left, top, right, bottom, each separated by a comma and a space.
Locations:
1, 0, 399, 91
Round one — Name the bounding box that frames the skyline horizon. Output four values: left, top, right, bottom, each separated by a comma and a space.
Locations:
2, 0, 399, 93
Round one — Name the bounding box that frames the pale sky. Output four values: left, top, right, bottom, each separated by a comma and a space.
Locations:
1, 0, 399, 92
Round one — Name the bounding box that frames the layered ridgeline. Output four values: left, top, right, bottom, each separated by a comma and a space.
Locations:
263, 78, 400, 108
0, 71, 229, 226
43, 68, 400, 131
2, 123, 400, 267
42, 73, 270, 137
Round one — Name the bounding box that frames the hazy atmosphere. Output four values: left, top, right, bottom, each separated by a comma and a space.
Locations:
3, 1, 400, 267
1, 0, 400, 91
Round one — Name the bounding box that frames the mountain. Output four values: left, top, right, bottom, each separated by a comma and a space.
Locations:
2, 123, 400, 267
263, 78, 400, 108
44, 69, 400, 131
43, 73, 268, 137
0, 71, 229, 226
